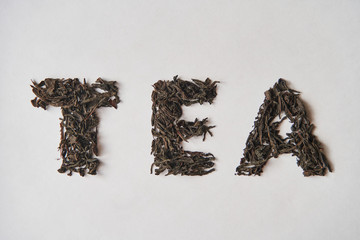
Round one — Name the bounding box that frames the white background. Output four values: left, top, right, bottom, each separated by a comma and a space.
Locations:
1, 0, 360, 239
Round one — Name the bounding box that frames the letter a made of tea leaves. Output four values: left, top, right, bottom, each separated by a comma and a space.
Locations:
236, 79, 331, 176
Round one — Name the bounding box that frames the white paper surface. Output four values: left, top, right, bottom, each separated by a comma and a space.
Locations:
1, 0, 360, 239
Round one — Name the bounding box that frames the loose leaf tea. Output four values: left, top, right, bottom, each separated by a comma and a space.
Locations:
151, 75, 219, 176
31, 78, 120, 176
236, 79, 331, 177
